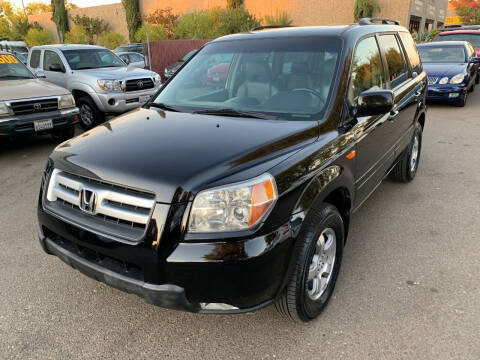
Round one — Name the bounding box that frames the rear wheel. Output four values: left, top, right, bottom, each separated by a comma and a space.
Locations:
390, 122, 423, 183
275, 203, 344, 322
77, 97, 104, 130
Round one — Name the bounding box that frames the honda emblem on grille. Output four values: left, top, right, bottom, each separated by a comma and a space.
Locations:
80, 188, 96, 214
136, 80, 144, 88
33, 103, 42, 110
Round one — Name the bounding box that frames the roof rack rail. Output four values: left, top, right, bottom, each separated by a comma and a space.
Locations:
251, 25, 294, 31
359, 17, 400, 26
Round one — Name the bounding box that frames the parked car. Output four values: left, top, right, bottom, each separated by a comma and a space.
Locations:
27, 45, 161, 129
15, 52, 28, 65
164, 49, 198, 79
117, 51, 146, 68
417, 41, 479, 106
113, 43, 144, 55
205, 62, 230, 87
434, 30, 480, 80
0, 52, 78, 142
0, 40, 28, 54
38, 19, 427, 322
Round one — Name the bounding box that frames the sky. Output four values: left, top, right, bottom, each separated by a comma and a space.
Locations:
11, 0, 120, 9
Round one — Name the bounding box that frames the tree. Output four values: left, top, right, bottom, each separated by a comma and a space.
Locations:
135, 23, 168, 42
25, 2, 52, 15
65, 25, 88, 44
51, 0, 69, 42
143, 7, 178, 38
99, 32, 126, 49
122, 0, 142, 43
71, 14, 109, 44
451, 0, 480, 25
353, 0, 380, 20
24, 28, 52, 46
226, 0, 243, 9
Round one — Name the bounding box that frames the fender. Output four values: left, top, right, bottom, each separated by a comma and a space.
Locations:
69, 82, 104, 110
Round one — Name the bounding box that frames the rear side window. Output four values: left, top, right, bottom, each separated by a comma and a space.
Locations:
378, 35, 408, 88
30, 50, 41, 68
398, 32, 422, 74
130, 53, 143, 62
43, 50, 64, 71
349, 36, 386, 99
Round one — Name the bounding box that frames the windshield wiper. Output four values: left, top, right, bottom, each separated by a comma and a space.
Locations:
193, 108, 279, 120
147, 102, 180, 112
75, 66, 94, 70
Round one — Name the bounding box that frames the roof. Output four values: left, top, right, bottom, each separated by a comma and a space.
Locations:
210, 24, 407, 43
417, 41, 470, 47
116, 51, 144, 56
31, 44, 106, 50
438, 30, 480, 35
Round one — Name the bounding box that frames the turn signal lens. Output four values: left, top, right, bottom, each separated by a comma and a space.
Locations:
188, 174, 277, 233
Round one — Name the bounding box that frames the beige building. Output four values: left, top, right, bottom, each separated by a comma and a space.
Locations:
29, 0, 449, 43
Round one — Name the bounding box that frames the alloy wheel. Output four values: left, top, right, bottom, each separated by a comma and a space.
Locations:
307, 228, 336, 300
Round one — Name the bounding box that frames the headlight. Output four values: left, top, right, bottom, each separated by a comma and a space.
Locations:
450, 74, 465, 84
97, 79, 123, 92
58, 94, 75, 109
188, 173, 277, 233
0, 101, 12, 117
439, 77, 449, 85
153, 74, 161, 86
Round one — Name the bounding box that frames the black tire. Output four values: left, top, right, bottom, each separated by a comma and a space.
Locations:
77, 96, 104, 130
51, 125, 75, 142
390, 122, 423, 183
455, 92, 467, 107
476, 73, 479, 85
469, 80, 475, 93
275, 203, 344, 323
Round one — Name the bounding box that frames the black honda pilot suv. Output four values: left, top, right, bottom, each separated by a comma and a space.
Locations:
38, 19, 427, 322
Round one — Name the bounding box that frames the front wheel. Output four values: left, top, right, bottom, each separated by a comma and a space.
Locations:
77, 97, 104, 130
275, 203, 344, 322
455, 92, 467, 107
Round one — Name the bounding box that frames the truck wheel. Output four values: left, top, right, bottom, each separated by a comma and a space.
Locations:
77, 97, 104, 130
390, 122, 423, 183
51, 126, 75, 142
275, 203, 344, 322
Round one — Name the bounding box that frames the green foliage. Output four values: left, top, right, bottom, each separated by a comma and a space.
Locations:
143, 7, 178, 38
64, 25, 88, 44
71, 14, 109, 44
353, 0, 380, 20
11, 15, 32, 40
411, 29, 441, 43
24, 28, 52, 46
99, 32, 126, 49
453, 0, 480, 25
135, 23, 168, 42
51, 0, 69, 42
174, 7, 260, 39
122, 0, 142, 43
0, 18, 13, 40
264, 10, 293, 26
226, 0, 243, 9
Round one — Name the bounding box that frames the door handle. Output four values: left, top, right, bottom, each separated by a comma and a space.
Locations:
388, 109, 399, 121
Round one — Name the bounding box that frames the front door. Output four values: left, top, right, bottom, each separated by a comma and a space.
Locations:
43, 50, 68, 89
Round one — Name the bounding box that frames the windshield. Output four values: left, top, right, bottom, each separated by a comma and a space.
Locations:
437, 34, 480, 47
153, 37, 341, 120
181, 49, 197, 62
62, 49, 125, 70
418, 46, 466, 63
0, 54, 35, 80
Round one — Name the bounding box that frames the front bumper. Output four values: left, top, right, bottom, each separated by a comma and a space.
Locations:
0, 107, 78, 137
94, 88, 158, 113
38, 201, 294, 313
427, 84, 468, 102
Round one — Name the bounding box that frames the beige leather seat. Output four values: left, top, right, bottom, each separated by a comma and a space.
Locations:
236, 62, 278, 104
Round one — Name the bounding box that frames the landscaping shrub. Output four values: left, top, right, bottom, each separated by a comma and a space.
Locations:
264, 10, 293, 26
135, 23, 168, 42
24, 27, 52, 46
143, 7, 178, 38
65, 25, 88, 44
70, 14, 109, 44
353, 0, 380, 20
99, 32, 126, 49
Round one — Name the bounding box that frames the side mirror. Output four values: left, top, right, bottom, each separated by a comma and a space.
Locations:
356, 90, 394, 117
35, 69, 46, 78
471, 57, 480, 64
49, 63, 65, 73
124, 58, 130, 65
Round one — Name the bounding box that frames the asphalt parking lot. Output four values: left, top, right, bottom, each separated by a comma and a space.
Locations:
1, 92, 479, 360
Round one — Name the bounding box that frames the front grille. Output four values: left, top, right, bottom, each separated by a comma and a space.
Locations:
10, 97, 58, 115
43, 169, 155, 243
125, 78, 154, 92
428, 77, 438, 85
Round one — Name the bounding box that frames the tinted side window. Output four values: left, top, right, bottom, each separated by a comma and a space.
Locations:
398, 32, 422, 74
43, 50, 64, 71
349, 37, 386, 99
130, 53, 143, 62
30, 50, 41, 68
378, 35, 408, 88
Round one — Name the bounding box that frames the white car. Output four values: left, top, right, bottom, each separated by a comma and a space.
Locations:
117, 52, 147, 69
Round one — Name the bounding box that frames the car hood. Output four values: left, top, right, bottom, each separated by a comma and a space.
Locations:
51, 108, 318, 203
0, 79, 70, 101
166, 62, 182, 72
73, 66, 158, 80
423, 63, 467, 78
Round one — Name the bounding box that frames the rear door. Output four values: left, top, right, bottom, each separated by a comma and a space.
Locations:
378, 33, 423, 157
